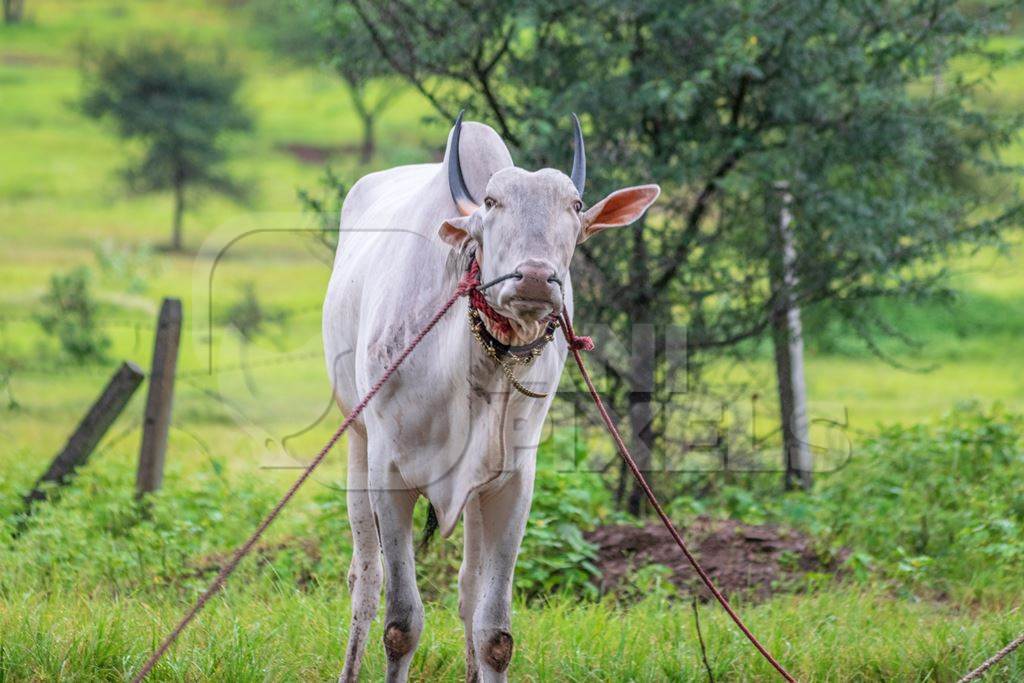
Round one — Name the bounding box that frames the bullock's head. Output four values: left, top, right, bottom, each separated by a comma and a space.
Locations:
439, 112, 659, 327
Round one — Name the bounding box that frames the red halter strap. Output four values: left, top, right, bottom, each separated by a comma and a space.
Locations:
460, 257, 594, 352
462, 258, 516, 339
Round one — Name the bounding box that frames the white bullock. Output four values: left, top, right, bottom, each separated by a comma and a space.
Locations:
323, 114, 659, 682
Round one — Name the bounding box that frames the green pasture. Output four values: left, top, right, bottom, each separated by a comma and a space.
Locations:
2, 1, 1024, 681
2, 588, 1022, 682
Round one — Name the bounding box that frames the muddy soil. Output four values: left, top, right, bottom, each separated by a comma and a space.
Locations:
585, 516, 846, 601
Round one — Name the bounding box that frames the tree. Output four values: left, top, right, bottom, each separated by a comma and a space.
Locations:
3, 0, 25, 24
346, 0, 1023, 510
80, 41, 253, 251
225, 282, 290, 394
35, 267, 110, 364
250, 0, 401, 163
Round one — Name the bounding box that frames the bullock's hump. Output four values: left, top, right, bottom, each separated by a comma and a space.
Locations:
341, 163, 439, 224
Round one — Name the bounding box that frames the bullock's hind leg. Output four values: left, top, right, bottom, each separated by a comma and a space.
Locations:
470, 470, 533, 682
339, 431, 382, 683
369, 467, 423, 683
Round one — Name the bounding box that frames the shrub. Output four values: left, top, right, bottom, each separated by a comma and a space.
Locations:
35, 267, 110, 363
92, 239, 159, 294
225, 282, 289, 345
514, 431, 611, 602
815, 404, 1024, 596
297, 165, 347, 254
655, 405, 1024, 599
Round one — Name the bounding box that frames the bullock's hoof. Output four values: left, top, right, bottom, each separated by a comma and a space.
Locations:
484, 631, 514, 673
383, 622, 414, 662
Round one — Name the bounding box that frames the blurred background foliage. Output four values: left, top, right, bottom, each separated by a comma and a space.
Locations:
336, 0, 1024, 510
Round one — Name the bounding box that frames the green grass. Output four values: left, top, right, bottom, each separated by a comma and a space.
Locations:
1, 588, 1022, 682
2, 2, 1024, 681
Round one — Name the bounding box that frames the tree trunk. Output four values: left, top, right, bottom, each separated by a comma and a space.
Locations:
769, 182, 812, 490
359, 114, 375, 164
171, 175, 185, 251
3, 0, 25, 23
343, 78, 375, 165
623, 215, 658, 516
626, 318, 658, 516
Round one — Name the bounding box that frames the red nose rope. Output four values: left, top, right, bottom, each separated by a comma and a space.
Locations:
466, 259, 517, 338
131, 268, 792, 682
466, 258, 594, 351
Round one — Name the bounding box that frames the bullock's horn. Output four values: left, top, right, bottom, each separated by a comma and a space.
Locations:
570, 112, 586, 198
448, 109, 479, 216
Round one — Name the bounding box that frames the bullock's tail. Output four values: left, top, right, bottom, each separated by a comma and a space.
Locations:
419, 503, 439, 551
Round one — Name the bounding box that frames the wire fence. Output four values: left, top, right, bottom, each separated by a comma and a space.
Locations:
0, 303, 323, 330
1, 349, 324, 380
2, 303, 863, 478
0, 305, 325, 379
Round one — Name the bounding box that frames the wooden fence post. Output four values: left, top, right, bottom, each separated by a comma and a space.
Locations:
770, 182, 813, 490
136, 298, 182, 497
23, 361, 144, 506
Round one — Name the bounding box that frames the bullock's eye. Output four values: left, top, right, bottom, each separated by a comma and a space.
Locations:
572, 200, 583, 213
484, 197, 497, 210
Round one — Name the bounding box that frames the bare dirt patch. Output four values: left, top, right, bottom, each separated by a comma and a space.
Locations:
1, 52, 62, 67
585, 516, 846, 601
277, 142, 360, 165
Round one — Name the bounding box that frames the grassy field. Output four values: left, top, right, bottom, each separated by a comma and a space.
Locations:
3, 588, 1023, 681
2, 2, 1024, 681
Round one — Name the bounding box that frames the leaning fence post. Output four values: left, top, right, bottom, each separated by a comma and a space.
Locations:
136, 298, 182, 497
23, 361, 145, 507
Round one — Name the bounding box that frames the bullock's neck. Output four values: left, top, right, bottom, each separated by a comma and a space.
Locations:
452, 299, 559, 398
457, 300, 515, 397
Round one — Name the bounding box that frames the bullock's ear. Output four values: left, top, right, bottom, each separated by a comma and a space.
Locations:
579, 184, 661, 243
439, 215, 474, 249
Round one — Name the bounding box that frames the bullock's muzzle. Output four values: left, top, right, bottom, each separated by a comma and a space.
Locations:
497, 259, 563, 321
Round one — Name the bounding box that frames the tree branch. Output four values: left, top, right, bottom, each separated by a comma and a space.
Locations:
348, 0, 453, 120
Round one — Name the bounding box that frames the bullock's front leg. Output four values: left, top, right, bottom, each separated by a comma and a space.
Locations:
470, 469, 533, 682
459, 496, 483, 682
339, 432, 382, 683
369, 468, 423, 683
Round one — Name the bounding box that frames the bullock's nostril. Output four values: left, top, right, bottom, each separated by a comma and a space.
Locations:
510, 261, 559, 304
